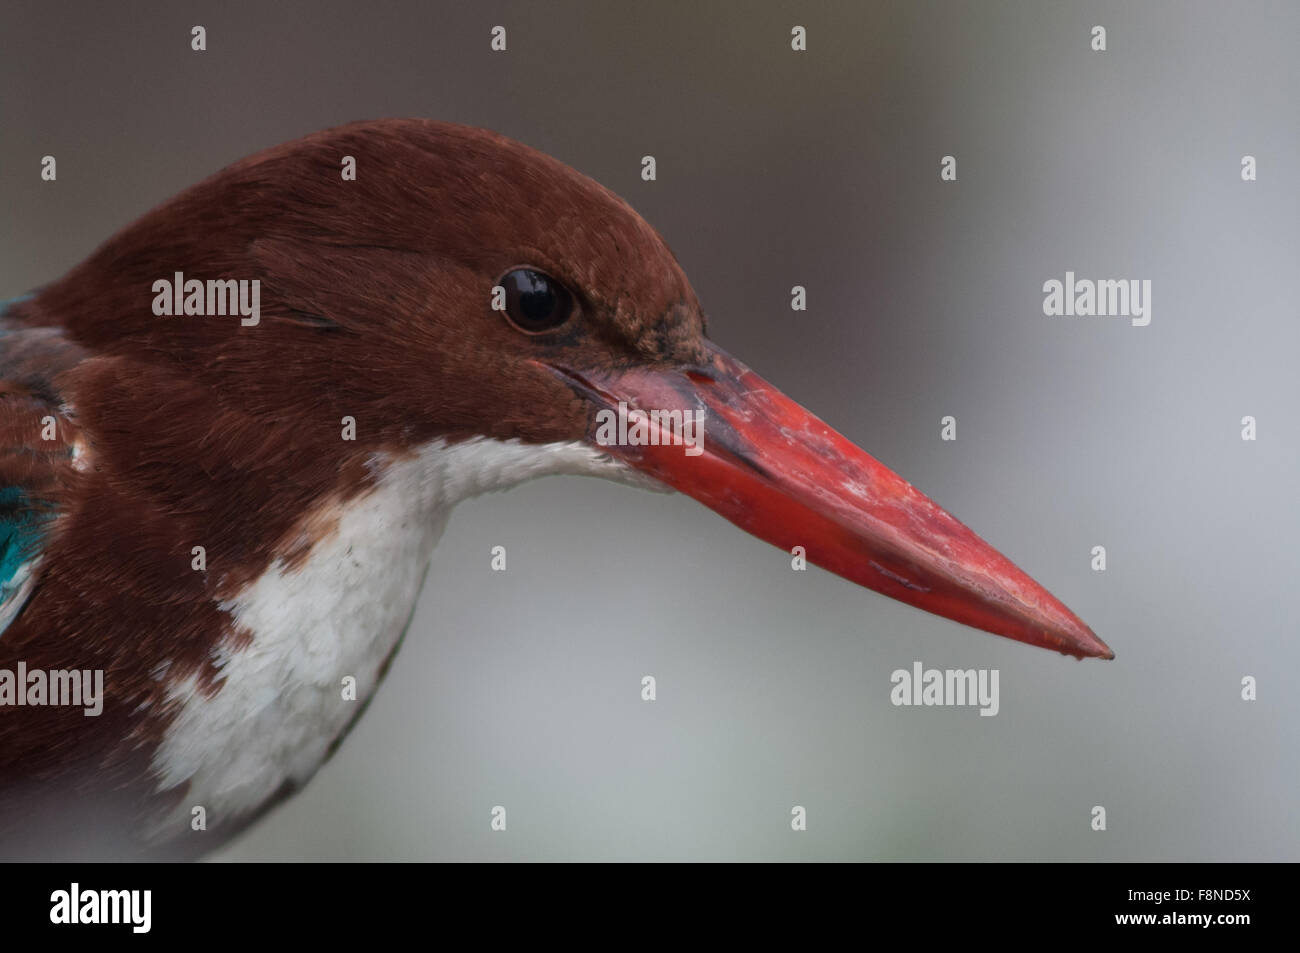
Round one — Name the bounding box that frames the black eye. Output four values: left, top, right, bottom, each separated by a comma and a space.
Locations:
498, 268, 574, 334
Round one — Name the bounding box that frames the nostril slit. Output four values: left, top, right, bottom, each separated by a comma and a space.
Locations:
685, 370, 715, 384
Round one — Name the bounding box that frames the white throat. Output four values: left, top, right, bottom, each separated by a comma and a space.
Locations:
148, 437, 641, 841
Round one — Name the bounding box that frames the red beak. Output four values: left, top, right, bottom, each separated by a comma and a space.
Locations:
545, 342, 1112, 660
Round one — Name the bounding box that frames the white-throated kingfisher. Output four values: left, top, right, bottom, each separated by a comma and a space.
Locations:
0, 120, 1111, 859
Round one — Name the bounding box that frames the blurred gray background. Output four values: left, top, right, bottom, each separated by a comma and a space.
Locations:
3, 1, 1296, 861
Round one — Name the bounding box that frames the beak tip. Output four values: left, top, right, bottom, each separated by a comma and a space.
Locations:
1072, 628, 1114, 661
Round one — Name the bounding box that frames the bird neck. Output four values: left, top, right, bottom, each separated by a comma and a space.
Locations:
143, 436, 630, 838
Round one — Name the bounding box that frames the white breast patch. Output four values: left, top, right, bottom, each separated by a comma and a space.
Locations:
146, 437, 641, 841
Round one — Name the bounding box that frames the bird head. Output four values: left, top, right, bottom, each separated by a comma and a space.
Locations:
39, 118, 1111, 660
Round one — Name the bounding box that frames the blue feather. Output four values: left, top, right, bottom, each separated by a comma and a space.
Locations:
0, 487, 50, 636
0, 293, 35, 315
0, 292, 35, 338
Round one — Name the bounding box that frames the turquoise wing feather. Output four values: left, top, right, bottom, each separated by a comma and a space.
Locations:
0, 488, 49, 636
0, 298, 79, 638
